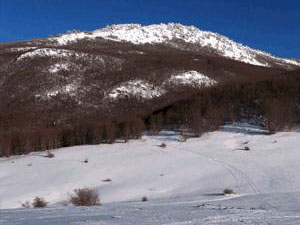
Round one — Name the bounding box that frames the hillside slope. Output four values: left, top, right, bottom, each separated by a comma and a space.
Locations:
0, 23, 299, 156
1, 23, 298, 109
1, 124, 300, 209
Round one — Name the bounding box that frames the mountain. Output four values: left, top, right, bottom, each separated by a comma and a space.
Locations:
51, 24, 300, 68
1, 23, 299, 105
0, 23, 299, 156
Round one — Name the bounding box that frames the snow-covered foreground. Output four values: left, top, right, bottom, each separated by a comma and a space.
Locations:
1, 193, 300, 225
1, 124, 300, 224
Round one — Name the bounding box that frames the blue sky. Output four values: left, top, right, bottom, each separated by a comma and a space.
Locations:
0, 0, 299, 59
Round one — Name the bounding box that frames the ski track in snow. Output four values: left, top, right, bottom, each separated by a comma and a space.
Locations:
170, 143, 279, 211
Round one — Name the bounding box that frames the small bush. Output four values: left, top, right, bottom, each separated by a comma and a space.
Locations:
142, 196, 148, 202
244, 146, 250, 151
20, 201, 31, 208
70, 188, 100, 206
223, 188, 235, 195
159, 143, 166, 148
83, 158, 88, 163
102, 178, 112, 182
32, 197, 48, 208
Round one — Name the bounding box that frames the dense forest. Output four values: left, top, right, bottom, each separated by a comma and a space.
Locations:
1, 69, 299, 157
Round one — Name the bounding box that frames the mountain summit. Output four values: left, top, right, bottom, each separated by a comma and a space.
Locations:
50, 23, 300, 68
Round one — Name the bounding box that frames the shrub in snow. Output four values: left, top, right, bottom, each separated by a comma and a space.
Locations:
102, 178, 112, 182
32, 197, 48, 208
244, 146, 250, 151
159, 143, 167, 148
142, 196, 148, 202
223, 188, 235, 195
83, 158, 88, 163
20, 201, 31, 208
70, 188, 100, 206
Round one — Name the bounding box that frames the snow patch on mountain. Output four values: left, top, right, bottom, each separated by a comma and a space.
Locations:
48, 63, 70, 73
17, 48, 87, 61
48, 84, 77, 97
51, 32, 96, 45
167, 71, 217, 87
108, 80, 164, 100
107, 71, 216, 100
50, 23, 300, 68
277, 58, 300, 66
35, 83, 78, 100
9, 47, 37, 52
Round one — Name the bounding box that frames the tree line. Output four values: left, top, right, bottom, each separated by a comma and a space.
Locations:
0, 70, 300, 157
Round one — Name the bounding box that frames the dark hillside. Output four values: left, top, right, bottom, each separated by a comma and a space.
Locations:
0, 25, 299, 156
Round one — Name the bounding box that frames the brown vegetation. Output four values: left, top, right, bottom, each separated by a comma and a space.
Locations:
32, 197, 48, 208
70, 188, 100, 206
0, 73, 300, 156
223, 188, 235, 195
0, 39, 299, 156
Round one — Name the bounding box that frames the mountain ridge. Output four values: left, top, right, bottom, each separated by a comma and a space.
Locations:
49, 23, 300, 68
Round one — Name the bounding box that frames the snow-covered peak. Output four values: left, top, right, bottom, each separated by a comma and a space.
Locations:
98, 23, 200, 44
50, 23, 300, 68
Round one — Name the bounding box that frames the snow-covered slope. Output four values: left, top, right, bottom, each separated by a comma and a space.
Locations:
2, 192, 300, 225
17, 48, 78, 60
106, 71, 216, 100
1, 125, 300, 210
51, 23, 300, 68
107, 80, 164, 100
48, 62, 70, 73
